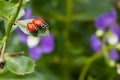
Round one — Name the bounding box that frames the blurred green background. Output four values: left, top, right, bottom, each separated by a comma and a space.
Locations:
1, 0, 120, 80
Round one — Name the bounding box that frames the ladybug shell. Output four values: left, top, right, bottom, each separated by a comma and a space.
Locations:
33, 18, 45, 27
27, 22, 38, 32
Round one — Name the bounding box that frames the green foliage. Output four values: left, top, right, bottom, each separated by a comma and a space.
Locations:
0, 0, 36, 79
0, 0, 17, 20
5, 56, 35, 75
75, 0, 90, 3
17, 8, 25, 20
88, 59, 117, 80
0, 71, 59, 80
31, 0, 112, 21
74, 56, 88, 66
73, 0, 113, 21
7, 0, 19, 3
0, 0, 119, 80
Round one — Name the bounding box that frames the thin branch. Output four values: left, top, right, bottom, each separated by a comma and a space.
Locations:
5, 51, 24, 56
0, 42, 6, 58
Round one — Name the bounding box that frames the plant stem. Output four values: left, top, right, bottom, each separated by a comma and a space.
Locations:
1, 0, 23, 58
66, 0, 72, 20
78, 51, 103, 80
0, 42, 6, 58
5, 51, 24, 56
64, 0, 73, 46
5, 0, 23, 38
60, 0, 73, 80
78, 42, 112, 80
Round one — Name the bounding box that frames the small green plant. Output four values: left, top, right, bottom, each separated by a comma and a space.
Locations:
0, 0, 49, 75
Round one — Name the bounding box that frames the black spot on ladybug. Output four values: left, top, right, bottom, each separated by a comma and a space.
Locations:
32, 29, 38, 36
34, 30, 38, 34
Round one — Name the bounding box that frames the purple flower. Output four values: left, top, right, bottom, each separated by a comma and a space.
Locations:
24, 7, 32, 19
90, 9, 120, 60
110, 24, 120, 39
95, 9, 117, 30
17, 28, 55, 60
29, 46, 43, 60
90, 34, 119, 60
40, 34, 55, 53
17, 28, 27, 44
109, 49, 119, 60
95, 9, 120, 39
90, 35, 102, 53
17, 7, 55, 60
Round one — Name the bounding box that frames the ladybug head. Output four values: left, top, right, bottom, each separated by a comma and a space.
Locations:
41, 22, 48, 28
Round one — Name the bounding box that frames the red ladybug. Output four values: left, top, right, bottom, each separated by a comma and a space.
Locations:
27, 18, 48, 36
33, 18, 48, 28
27, 22, 38, 32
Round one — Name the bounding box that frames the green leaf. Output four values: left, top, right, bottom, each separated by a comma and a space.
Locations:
0, 71, 59, 80
6, 0, 19, 3
0, 0, 17, 20
0, 71, 46, 80
16, 8, 25, 20
10, 8, 25, 32
5, 56, 36, 75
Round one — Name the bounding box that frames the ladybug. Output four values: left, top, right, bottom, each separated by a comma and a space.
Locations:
27, 22, 38, 34
33, 18, 48, 28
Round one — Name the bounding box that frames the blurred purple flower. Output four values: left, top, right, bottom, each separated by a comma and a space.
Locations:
91, 9, 120, 60
17, 28, 28, 44
110, 24, 120, 39
90, 35, 102, 53
95, 8, 120, 39
109, 49, 119, 60
29, 46, 43, 60
24, 7, 32, 19
95, 9, 117, 30
17, 7, 55, 60
17, 28, 55, 60
90, 34, 119, 60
